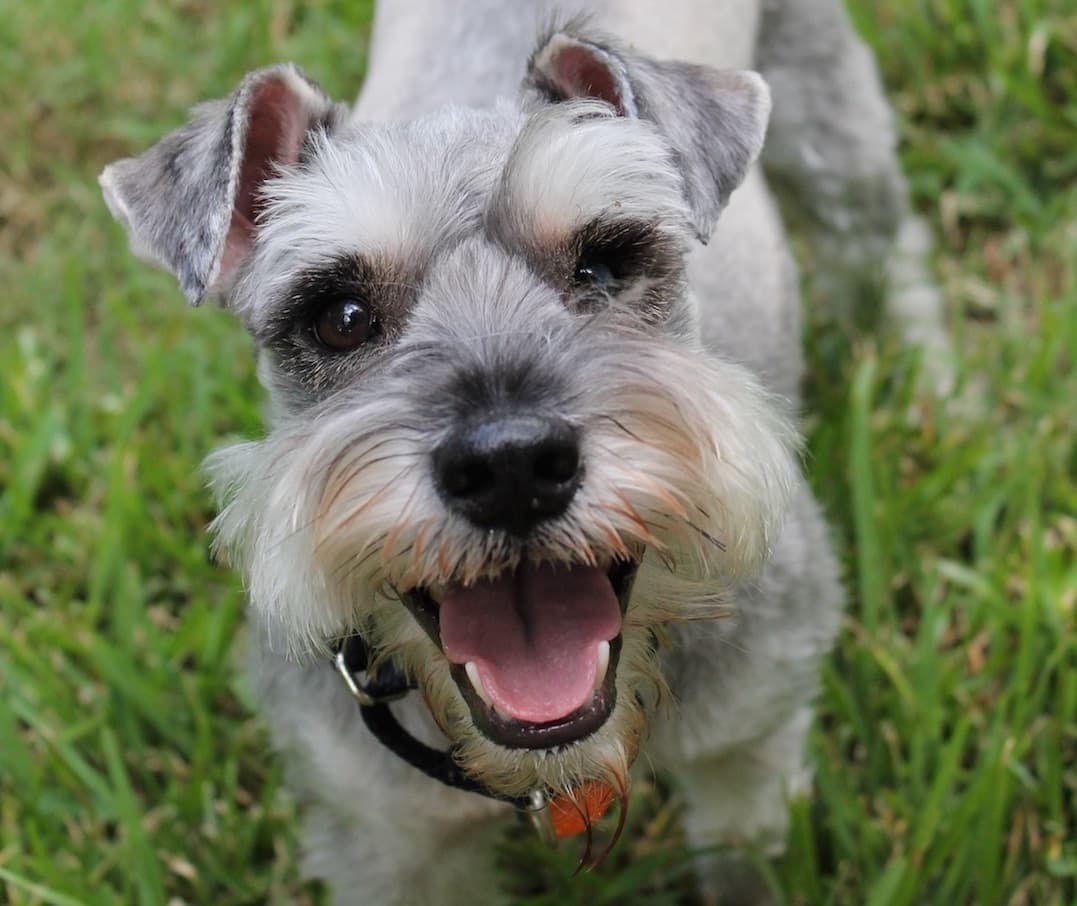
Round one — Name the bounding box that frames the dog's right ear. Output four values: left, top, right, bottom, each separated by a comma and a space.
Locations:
100, 64, 340, 305
527, 27, 770, 243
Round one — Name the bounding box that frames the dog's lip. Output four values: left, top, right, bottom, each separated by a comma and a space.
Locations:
400, 554, 640, 749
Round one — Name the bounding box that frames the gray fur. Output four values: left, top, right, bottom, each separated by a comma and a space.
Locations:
526, 28, 772, 240
100, 2, 944, 903
100, 64, 342, 304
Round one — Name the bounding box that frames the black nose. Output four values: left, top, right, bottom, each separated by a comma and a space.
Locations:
434, 413, 582, 536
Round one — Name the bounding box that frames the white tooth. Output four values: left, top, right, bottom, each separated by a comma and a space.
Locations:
594, 640, 611, 692
465, 661, 493, 708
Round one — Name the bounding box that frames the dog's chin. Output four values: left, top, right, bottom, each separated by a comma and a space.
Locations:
402, 555, 639, 751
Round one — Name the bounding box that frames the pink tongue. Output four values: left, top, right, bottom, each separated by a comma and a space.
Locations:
439, 563, 621, 724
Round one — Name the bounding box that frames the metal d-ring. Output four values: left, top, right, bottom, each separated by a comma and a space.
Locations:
523, 788, 555, 843
334, 647, 379, 707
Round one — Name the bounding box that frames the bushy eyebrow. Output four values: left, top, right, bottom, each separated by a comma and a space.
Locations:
485, 105, 688, 250
569, 217, 668, 261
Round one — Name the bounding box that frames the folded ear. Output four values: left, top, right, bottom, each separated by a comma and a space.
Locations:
527, 28, 771, 243
100, 64, 341, 304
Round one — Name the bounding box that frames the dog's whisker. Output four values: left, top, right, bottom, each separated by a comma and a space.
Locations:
572, 797, 595, 876
245, 447, 423, 558
595, 780, 631, 870
683, 520, 726, 552
585, 506, 631, 559
321, 450, 422, 518
608, 493, 667, 551
328, 463, 421, 537
593, 413, 644, 444
436, 538, 451, 581
410, 519, 432, 576
656, 547, 678, 573
332, 531, 388, 583
323, 430, 418, 475
626, 472, 691, 520
379, 479, 424, 565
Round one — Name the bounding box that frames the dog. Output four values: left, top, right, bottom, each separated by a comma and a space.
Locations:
100, 1, 942, 902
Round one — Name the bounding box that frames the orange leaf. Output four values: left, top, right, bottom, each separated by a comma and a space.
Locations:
548, 782, 615, 838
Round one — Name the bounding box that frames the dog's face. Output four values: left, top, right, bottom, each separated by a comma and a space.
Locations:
101, 29, 797, 800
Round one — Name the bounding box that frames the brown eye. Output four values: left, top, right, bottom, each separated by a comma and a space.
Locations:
313, 299, 375, 351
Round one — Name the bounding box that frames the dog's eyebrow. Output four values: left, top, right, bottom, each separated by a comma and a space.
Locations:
570, 218, 671, 267
489, 106, 689, 246
255, 255, 386, 343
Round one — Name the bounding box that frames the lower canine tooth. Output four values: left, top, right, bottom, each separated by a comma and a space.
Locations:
594, 640, 611, 691
465, 661, 493, 708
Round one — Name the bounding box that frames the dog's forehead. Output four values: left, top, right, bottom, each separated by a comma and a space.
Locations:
242, 101, 687, 331
248, 107, 515, 291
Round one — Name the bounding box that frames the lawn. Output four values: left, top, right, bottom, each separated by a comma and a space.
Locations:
1, 1, 1073, 904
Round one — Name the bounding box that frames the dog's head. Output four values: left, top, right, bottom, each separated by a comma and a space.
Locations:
101, 25, 796, 801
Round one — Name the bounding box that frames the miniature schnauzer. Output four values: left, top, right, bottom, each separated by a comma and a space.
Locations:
101, 0, 942, 902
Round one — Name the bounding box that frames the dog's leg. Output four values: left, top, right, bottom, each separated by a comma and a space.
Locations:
757, 0, 951, 387
676, 708, 814, 906
650, 481, 843, 904
303, 800, 512, 906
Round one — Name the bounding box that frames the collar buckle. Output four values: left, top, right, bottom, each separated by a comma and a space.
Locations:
333, 634, 411, 707
331, 630, 535, 812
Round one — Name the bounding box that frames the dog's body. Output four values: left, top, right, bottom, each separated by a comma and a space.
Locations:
101, 2, 941, 902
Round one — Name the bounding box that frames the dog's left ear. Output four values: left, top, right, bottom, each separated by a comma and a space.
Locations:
527, 29, 770, 242
100, 64, 341, 305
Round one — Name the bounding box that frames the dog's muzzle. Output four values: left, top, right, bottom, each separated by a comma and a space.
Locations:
397, 408, 642, 748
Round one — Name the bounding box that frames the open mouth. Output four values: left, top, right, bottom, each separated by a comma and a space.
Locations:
402, 557, 639, 749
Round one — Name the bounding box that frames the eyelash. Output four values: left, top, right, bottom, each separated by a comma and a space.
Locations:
570, 223, 662, 290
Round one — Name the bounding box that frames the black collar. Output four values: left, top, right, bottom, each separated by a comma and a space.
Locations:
332, 632, 542, 813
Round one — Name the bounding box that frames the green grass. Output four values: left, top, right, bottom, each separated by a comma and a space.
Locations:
1, 1, 1073, 903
